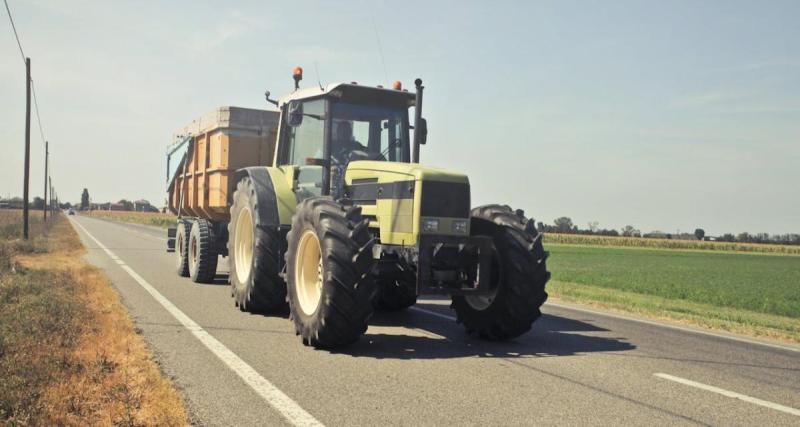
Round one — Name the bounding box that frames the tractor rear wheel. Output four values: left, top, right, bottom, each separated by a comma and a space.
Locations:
189, 219, 218, 283
175, 219, 191, 277
228, 177, 287, 312
285, 198, 376, 348
451, 205, 550, 340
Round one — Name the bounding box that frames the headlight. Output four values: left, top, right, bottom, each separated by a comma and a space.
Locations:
451, 219, 468, 234
421, 218, 439, 232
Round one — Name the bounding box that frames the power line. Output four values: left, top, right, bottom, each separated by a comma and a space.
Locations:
3, 0, 25, 64
4, 0, 47, 145
30, 80, 46, 144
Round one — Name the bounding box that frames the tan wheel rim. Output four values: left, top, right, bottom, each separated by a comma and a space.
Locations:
234, 207, 254, 284
295, 229, 323, 315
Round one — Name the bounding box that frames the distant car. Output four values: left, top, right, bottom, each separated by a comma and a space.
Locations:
68, 208, 75, 215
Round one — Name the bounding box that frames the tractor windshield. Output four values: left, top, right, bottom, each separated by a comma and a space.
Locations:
330, 102, 410, 164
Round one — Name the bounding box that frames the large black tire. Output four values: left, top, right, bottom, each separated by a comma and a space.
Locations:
228, 177, 287, 313
451, 204, 550, 340
189, 219, 219, 283
285, 198, 376, 348
374, 279, 417, 311
175, 219, 191, 277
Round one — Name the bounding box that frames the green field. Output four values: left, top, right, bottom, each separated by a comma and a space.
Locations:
548, 245, 800, 317
546, 244, 800, 342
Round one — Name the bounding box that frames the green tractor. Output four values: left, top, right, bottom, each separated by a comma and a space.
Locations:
178, 68, 550, 348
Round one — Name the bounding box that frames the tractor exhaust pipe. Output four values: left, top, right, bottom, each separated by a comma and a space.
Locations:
412, 78, 424, 163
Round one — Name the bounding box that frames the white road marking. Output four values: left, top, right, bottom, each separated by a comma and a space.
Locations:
410, 306, 456, 321
81, 215, 168, 241
546, 302, 800, 354
70, 218, 324, 427
654, 373, 800, 417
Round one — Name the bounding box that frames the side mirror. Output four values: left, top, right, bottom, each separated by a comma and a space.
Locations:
417, 117, 428, 145
287, 101, 303, 127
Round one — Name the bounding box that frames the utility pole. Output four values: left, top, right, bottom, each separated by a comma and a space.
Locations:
43, 140, 48, 221
22, 57, 31, 239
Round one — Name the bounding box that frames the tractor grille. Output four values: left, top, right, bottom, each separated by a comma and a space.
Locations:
420, 181, 470, 218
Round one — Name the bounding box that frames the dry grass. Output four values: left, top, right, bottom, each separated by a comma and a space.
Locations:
544, 232, 800, 255
84, 210, 176, 229
0, 210, 188, 425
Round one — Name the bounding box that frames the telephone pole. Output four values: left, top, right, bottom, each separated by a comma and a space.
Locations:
43, 140, 48, 221
22, 57, 31, 239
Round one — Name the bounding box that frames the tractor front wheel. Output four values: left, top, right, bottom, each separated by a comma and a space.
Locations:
285, 198, 376, 348
451, 205, 550, 340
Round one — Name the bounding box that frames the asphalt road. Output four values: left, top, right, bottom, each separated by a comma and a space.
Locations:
68, 215, 800, 426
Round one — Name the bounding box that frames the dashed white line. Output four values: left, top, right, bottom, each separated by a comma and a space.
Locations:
654, 373, 800, 417
70, 218, 324, 427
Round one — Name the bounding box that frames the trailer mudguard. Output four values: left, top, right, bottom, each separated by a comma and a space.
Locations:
234, 167, 296, 227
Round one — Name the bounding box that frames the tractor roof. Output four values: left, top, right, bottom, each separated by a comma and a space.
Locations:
278, 83, 416, 108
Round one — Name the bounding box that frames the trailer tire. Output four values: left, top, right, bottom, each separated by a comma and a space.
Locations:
175, 219, 191, 277
451, 205, 550, 340
374, 280, 417, 311
229, 177, 287, 313
189, 219, 218, 283
286, 198, 376, 348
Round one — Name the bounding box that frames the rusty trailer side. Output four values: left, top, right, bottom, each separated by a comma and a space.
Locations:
167, 106, 279, 221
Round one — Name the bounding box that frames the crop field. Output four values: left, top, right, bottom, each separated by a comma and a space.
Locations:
85, 210, 175, 229
547, 244, 800, 341
544, 232, 800, 255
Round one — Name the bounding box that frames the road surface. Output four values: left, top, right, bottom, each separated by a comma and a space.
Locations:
68, 215, 800, 426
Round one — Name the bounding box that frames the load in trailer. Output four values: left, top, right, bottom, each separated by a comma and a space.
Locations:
166, 68, 550, 348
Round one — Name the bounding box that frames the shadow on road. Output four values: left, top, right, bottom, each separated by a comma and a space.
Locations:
342, 302, 636, 359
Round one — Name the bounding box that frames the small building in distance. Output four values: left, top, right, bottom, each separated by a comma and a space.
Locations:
134, 199, 158, 212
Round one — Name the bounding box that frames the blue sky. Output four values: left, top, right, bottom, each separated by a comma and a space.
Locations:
1, 0, 798, 235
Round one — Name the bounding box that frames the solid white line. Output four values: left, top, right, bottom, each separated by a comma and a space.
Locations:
69, 218, 324, 427
410, 306, 456, 321
654, 373, 800, 417
545, 302, 800, 354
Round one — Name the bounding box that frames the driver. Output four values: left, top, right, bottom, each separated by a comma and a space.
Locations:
331, 121, 369, 164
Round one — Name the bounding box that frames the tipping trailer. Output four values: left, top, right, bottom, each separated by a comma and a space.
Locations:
166, 69, 550, 349
166, 106, 279, 279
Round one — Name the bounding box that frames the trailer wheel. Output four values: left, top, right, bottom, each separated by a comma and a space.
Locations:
451, 205, 550, 340
175, 219, 191, 277
286, 198, 376, 348
374, 279, 417, 311
189, 219, 218, 283
229, 177, 286, 312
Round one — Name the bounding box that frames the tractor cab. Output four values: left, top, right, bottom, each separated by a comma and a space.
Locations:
268, 70, 424, 201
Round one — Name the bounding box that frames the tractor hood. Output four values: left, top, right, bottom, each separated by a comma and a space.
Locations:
344, 161, 469, 185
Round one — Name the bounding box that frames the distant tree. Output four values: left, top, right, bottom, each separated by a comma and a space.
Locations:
537, 221, 545, 232
621, 225, 641, 237
553, 217, 574, 233
59, 202, 72, 209
81, 188, 90, 209
694, 228, 705, 241
31, 196, 44, 209
118, 199, 134, 211
587, 221, 599, 233
737, 232, 751, 243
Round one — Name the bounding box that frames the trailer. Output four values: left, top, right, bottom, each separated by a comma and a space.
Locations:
166, 106, 279, 282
